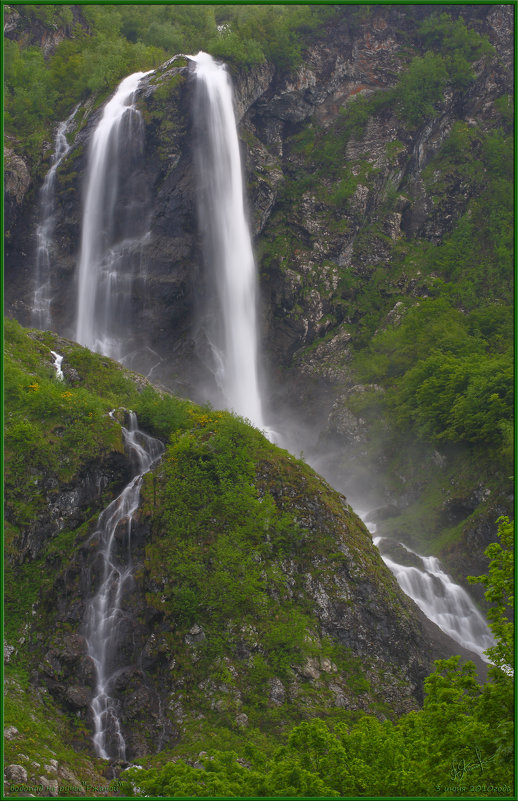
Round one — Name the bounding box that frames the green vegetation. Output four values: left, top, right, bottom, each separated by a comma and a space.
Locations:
135, 406, 400, 736
11, 5, 489, 167
396, 13, 493, 126
253, 7, 511, 580
5, 321, 121, 534
341, 94, 513, 471
4, 317, 513, 795
210, 5, 330, 72
354, 298, 512, 449
4, 668, 111, 797
395, 52, 449, 127
469, 516, 514, 675
289, 92, 390, 178
4, 3, 333, 165
121, 519, 514, 797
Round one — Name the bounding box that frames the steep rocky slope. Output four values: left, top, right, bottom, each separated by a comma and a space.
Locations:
4, 320, 482, 774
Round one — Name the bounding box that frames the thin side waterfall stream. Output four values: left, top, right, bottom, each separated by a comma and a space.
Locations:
191, 52, 271, 436
33, 104, 78, 329
84, 412, 163, 760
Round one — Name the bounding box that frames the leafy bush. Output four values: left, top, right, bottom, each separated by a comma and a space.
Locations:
395, 13, 493, 127
132, 385, 192, 439
391, 350, 513, 445
354, 296, 513, 448
469, 516, 514, 674
396, 52, 448, 126
418, 12, 493, 76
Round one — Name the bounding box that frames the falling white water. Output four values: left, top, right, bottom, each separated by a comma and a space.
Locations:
374, 536, 494, 661
75, 71, 152, 357
84, 412, 163, 760
50, 350, 64, 381
191, 52, 270, 435
33, 105, 79, 329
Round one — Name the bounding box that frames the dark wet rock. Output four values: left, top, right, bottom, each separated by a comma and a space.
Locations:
376, 540, 423, 570
65, 686, 91, 709
4, 145, 31, 238
366, 506, 401, 523
9, 451, 132, 564
185, 624, 206, 646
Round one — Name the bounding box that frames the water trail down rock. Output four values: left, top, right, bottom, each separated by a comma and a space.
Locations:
191, 52, 273, 438
84, 412, 163, 760
75, 71, 152, 358
33, 105, 79, 329
50, 350, 64, 381
373, 536, 494, 661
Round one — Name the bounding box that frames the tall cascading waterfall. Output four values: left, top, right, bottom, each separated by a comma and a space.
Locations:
191, 52, 270, 434
33, 104, 79, 329
75, 71, 153, 361
373, 535, 494, 661
84, 412, 163, 760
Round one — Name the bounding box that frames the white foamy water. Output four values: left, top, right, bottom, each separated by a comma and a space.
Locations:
191, 52, 273, 438
374, 536, 494, 661
84, 412, 163, 759
50, 350, 64, 381
75, 71, 152, 356
33, 105, 78, 329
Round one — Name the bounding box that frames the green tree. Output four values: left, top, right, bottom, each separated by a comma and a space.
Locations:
468, 516, 514, 674
396, 52, 448, 126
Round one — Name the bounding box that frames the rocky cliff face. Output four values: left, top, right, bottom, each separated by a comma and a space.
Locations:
4, 6, 512, 579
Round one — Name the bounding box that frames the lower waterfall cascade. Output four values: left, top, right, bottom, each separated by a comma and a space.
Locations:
83, 412, 164, 760
373, 535, 494, 661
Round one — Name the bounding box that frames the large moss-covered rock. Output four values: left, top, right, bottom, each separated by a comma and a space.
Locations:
4, 322, 481, 765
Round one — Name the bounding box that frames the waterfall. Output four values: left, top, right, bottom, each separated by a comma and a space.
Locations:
191, 52, 268, 433
33, 105, 78, 329
75, 71, 152, 359
50, 350, 64, 381
373, 536, 494, 661
84, 412, 163, 760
